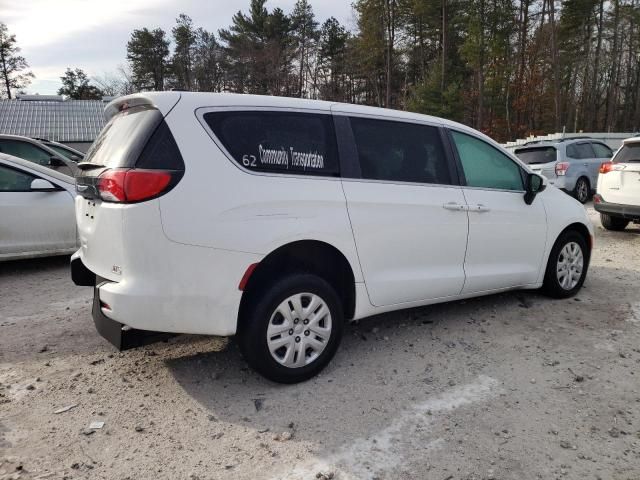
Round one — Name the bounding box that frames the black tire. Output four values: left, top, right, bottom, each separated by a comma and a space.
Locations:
600, 213, 629, 231
238, 273, 344, 384
572, 177, 590, 204
542, 230, 589, 298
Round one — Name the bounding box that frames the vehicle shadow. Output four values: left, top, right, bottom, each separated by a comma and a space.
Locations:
164, 262, 637, 447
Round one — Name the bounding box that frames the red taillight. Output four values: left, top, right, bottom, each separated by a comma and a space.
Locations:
97, 170, 127, 202
555, 162, 570, 176
599, 161, 614, 174
125, 170, 172, 202
97, 169, 172, 203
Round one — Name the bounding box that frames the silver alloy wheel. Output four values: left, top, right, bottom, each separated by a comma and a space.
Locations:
266, 292, 332, 368
576, 178, 588, 203
556, 241, 584, 290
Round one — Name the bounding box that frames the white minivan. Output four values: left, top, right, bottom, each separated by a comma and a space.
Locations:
72, 92, 593, 383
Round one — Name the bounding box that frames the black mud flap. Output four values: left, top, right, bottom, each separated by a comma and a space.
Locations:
92, 278, 175, 351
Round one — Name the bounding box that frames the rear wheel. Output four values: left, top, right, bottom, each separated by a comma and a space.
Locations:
600, 213, 629, 231
542, 230, 589, 298
238, 273, 344, 384
573, 177, 590, 204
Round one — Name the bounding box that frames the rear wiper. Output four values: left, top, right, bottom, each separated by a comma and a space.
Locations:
76, 162, 104, 170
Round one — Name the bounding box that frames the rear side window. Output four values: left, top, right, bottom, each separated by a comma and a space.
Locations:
566, 143, 594, 159
451, 131, 524, 191
349, 117, 453, 185
84, 105, 163, 168
0, 139, 51, 166
0, 165, 36, 191
614, 143, 640, 163
514, 146, 557, 165
591, 142, 613, 159
136, 121, 184, 170
204, 111, 339, 176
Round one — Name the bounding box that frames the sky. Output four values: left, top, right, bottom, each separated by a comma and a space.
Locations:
1, 0, 356, 95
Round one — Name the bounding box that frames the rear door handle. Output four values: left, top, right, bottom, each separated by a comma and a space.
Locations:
442, 202, 467, 211
471, 204, 491, 213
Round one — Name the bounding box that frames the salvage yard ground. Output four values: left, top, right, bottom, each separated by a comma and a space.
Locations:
1, 204, 639, 480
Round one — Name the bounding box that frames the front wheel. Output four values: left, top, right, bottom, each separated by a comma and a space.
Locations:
238, 273, 344, 384
573, 177, 590, 204
600, 213, 629, 231
542, 231, 589, 298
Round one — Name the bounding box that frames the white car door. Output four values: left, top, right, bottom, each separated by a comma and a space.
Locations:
0, 163, 76, 256
339, 116, 469, 307
448, 130, 548, 293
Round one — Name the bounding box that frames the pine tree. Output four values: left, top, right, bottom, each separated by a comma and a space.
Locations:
126, 28, 170, 91
0, 23, 34, 99
57, 68, 103, 99
171, 14, 197, 90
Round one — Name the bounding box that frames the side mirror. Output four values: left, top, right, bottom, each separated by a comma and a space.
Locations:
30, 179, 57, 191
48, 156, 66, 167
524, 173, 546, 205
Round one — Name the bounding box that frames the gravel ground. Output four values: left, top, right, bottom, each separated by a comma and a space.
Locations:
1, 204, 639, 480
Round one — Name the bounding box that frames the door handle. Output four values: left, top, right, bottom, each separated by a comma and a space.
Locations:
471, 204, 491, 213
583, 163, 589, 166
442, 202, 467, 211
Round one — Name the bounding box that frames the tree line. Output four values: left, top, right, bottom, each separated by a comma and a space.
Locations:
2, 0, 640, 141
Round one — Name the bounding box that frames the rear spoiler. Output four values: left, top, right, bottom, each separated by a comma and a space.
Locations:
104, 92, 182, 120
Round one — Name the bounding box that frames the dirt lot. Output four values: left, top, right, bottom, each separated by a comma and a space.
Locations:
1, 204, 639, 480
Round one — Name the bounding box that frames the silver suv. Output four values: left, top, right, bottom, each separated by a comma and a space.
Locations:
514, 138, 613, 203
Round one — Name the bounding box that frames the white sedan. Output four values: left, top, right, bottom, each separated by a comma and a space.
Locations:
0, 153, 77, 261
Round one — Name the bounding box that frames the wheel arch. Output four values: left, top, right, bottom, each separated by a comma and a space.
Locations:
548, 221, 593, 265
561, 222, 592, 249
238, 240, 357, 328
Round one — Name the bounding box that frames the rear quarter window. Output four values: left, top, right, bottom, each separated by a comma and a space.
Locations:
514, 146, 557, 165
203, 111, 339, 177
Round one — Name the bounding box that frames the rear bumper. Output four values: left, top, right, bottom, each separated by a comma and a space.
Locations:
73, 243, 259, 339
92, 277, 174, 350
70, 250, 95, 286
548, 177, 570, 190
593, 195, 640, 219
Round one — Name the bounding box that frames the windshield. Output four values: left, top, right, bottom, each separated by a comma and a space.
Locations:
48, 144, 84, 162
614, 143, 640, 163
83, 105, 162, 168
514, 146, 557, 165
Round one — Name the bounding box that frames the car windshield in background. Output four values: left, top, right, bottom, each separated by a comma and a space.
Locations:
48, 144, 84, 162
82, 105, 162, 168
614, 143, 640, 163
514, 146, 557, 164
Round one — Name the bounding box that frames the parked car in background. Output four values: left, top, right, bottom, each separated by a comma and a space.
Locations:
514, 138, 613, 203
34, 138, 85, 162
71, 92, 593, 383
0, 134, 77, 176
0, 153, 77, 261
594, 136, 640, 230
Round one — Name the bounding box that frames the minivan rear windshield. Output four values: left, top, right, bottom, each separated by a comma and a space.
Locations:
514, 146, 557, 165
614, 143, 640, 163
82, 105, 162, 168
